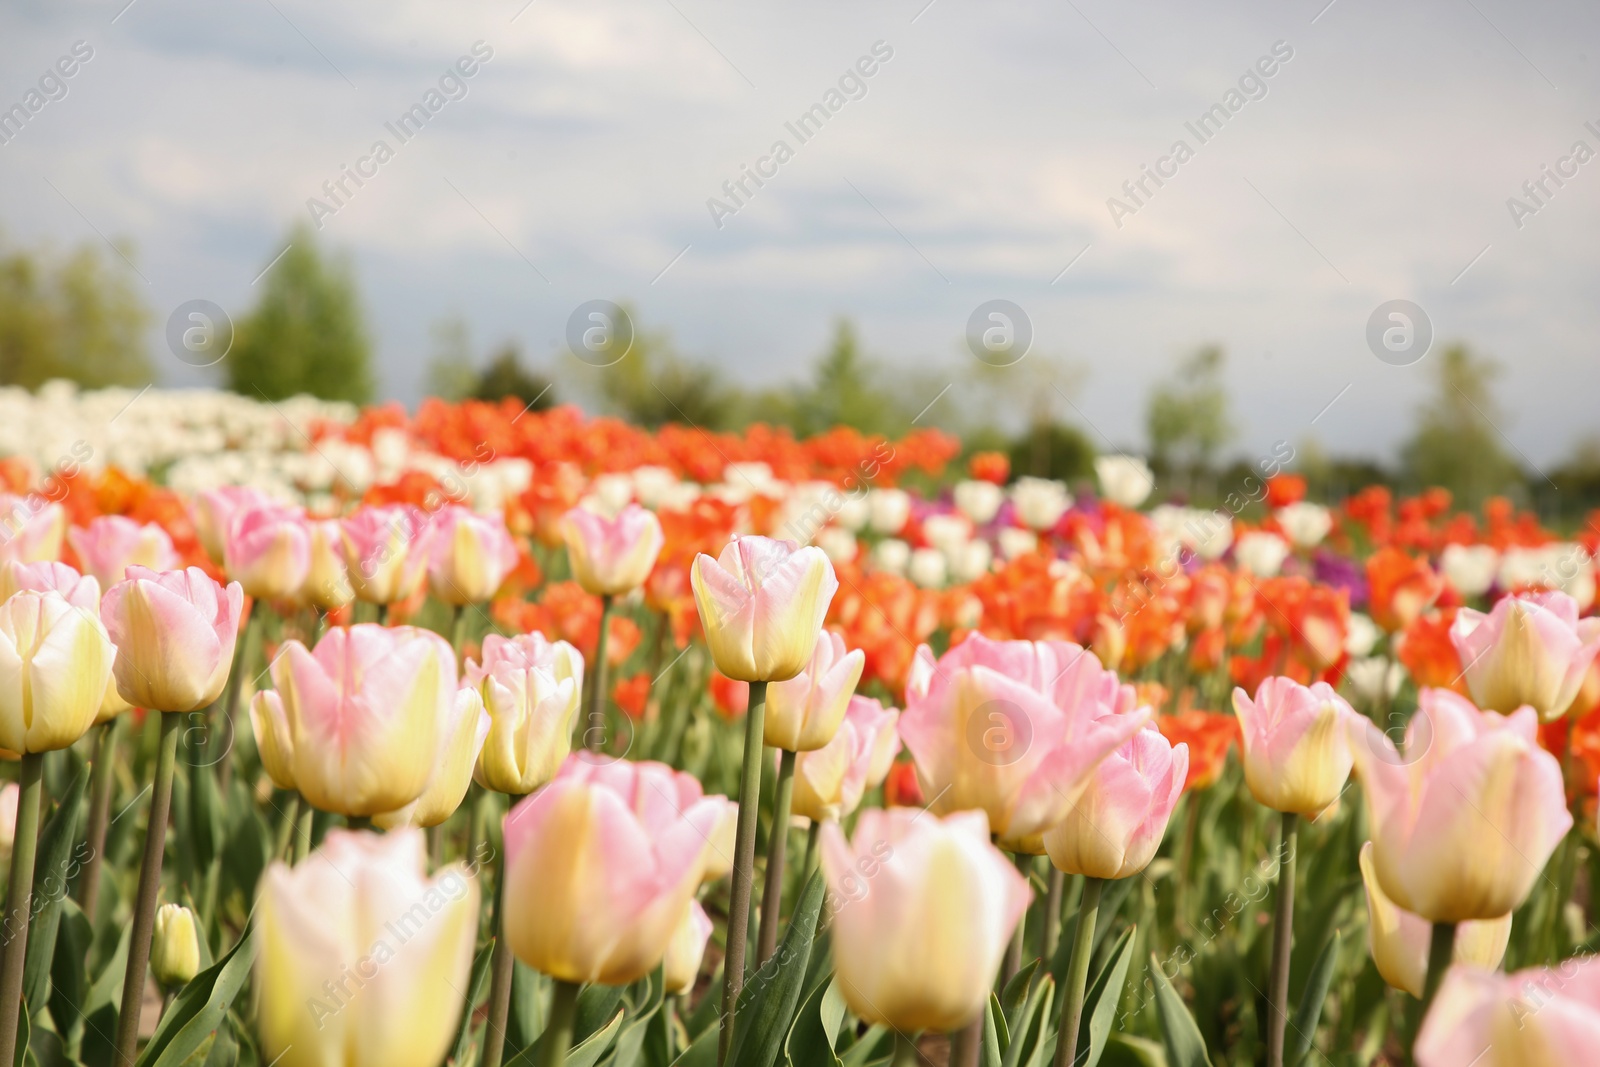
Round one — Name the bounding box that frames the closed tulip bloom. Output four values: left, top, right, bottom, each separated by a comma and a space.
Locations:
1275, 502, 1333, 549
792, 695, 900, 824
301, 519, 354, 611
1358, 842, 1510, 998
690, 535, 839, 683
151, 903, 201, 988
374, 687, 490, 829
193, 485, 273, 565
561, 503, 664, 597
1415, 958, 1600, 1067
822, 809, 1031, 1032
1440, 543, 1499, 599
1044, 723, 1187, 881
340, 505, 432, 605
428, 506, 520, 605
224, 503, 312, 602
68, 515, 179, 590
1094, 455, 1154, 509
1231, 677, 1356, 817
102, 567, 242, 713
0, 562, 128, 722
899, 634, 1149, 853
255, 829, 478, 1067
501, 758, 725, 985
952, 480, 1004, 525
0, 496, 65, 566
857, 696, 903, 788
1350, 688, 1571, 923
255, 625, 456, 816
662, 900, 713, 995
1450, 590, 1600, 721
0, 591, 114, 754
465, 633, 583, 795
765, 631, 865, 752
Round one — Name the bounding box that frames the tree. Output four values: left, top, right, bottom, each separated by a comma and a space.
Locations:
1147, 346, 1233, 483
778, 319, 912, 437
0, 236, 152, 389
582, 306, 738, 430
471, 343, 554, 409
424, 316, 477, 401
227, 225, 373, 403
1399, 344, 1523, 506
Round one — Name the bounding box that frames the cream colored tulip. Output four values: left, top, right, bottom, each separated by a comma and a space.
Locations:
0, 591, 114, 754
152, 903, 201, 987
1358, 842, 1509, 998
691, 535, 838, 683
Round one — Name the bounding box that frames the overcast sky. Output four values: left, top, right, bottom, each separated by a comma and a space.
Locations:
2, 0, 1598, 468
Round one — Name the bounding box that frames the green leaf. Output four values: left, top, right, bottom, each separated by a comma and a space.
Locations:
988, 992, 1009, 1060
1289, 931, 1340, 1067
727, 869, 826, 1067
576, 984, 627, 1044
981, 995, 1003, 1067
1002, 975, 1052, 1067
668, 1021, 717, 1067
1149, 955, 1212, 1067
12, 995, 26, 1067
186, 745, 224, 871
135, 926, 255, 1067
784, 978, 844, 1067
1100, 1033, 1166, 1067
449, 937, 496, 1067
999, 959, 1041, 1037
22, 770, 87, 1014
509, 1008, 625, 1067
837, 1025, 888, 1067
508, 960, 548, 1052
1077, 925, 1137, 1067
47, 898, 91, 1043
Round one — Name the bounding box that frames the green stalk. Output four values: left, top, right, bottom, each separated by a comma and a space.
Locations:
801, 819, 821, 880
1043, 867, 1065, 963
293, 797, 314, 864
77, 719, 120, 922
718, 679, 768, 1066
481, 793, 523, 1067
115, 710, 182, 1067
1266, 812, 1298, 1067
585, 595, 613, 752
216, 602, 259, 789
892, 1031, 921, 1067
756, 748, 797, 965
451, 604, 469, 666
1000, 852, 1030, 984
273, 792, 301, 862
1417, 922, 1456, 1039
1052, 875, 1103, 1067
539, 979, 582, 1067
0, 753, 45, 1067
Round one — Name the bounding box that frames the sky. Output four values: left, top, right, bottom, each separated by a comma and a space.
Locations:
2, 0, 1598, 469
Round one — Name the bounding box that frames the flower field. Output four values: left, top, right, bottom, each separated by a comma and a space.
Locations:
0, 384, 1596, 1067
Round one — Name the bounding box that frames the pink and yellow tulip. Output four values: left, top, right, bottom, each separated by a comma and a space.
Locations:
1232, 677, 1356, 817
67, 515, 178, 590
561, 503, 664, 597
690, 534, 838, 683
101, 566, 243, 713
1450, 590, 1600, 720
764, 630, 865, 752
1044, 721, 1188, 881
427, 505, 520, 606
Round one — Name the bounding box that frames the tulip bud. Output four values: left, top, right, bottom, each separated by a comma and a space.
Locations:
1010, 477, 1070, 531
791, 696, 899, 824
1044, 724, 1187, 881
560, 503, 664, 597
0, 591, 115, 754
466, 634, 583, 796
224, 503, 312, 602
427, 506, 520, 606
151, 903, 201, 988
1231, 677, 1355, 817
1450, 590, 1600, 721
690, 535, 838, 683
193, 486, 273, 565
1094, 455, 1154, 509
102, 567, 242, 713
1358, 841, 1509, 998
301, 519, 354, 611
822, 809, 1031, 1033
340, 505, 432, 605
1350, 689, 1570, 923
0, 495, 65, 566
1415, 957, 1600, 1067
764, 631, 864, 752
255, 830, 478, 1067
256, 625, 457, 817
501, 758, 725, 985
0, 562, 128, 724
662, 900, 713, 995
952, 480, 1003, 525
1275, 502, 1332, 549
68, 516, 179, 591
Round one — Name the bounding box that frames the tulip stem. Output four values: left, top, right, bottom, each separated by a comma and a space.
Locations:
1043, 866, 1065, 963
1001, 853, 1029, 984
539, 979, 581, 1067
115, 711, 182, 1067
1053, 874, 1103, 1067
273, 792, 301, 862
216, 601, 259, 789
78, 719, 121, 922
451, 605, 469, 667
1418, 922, 1456, 1026
718, 679, 768, 1067
585, 594, 613, 752
892, 1031, 921, 1067
801, 819, 821, 879
1265, 812, 1298, 1067
0, 752, 45, 1067
481, 829, 518, 1067
293, 798, 314, 864
757, 748, 796, 965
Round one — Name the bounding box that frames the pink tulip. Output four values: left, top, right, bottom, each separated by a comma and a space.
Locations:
1416, 958, 1600, 1067
857, 695, 903, 788
1451, 590, 1600, 720
67, 515, 178, 590
690, 534, 839, 682
0, 560, 99, 611
1350, 688, 1572, 923
339, 505, 432, 605
251, 625, 457, 817
1232, 677, 1357, 817
1043, 722, 1187, 880
465, 633, 584, 795
561, 503, 664, 597
501, 756, 727, 985
898, 633, 1148, 852
102, 566, 243, 713
224, 503, 312, 602
193, 486, 273, 565
792, 695, 901, 824
301, 519, 354, 611
764, 631, 865, 751
427, 506, 520, 605
821, 809, 1031, 1032
0, 494, 65, 565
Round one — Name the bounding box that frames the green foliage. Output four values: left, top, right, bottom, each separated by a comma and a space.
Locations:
0, 236, 152, 389
472, 345, 555, 409
1147, 346, 1233, 480
1009, 421, 1096, 483
585, 309, 738, 430
226, 224, 373, 403
755, 319, 916, 438
1399, 343, 1522, 507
